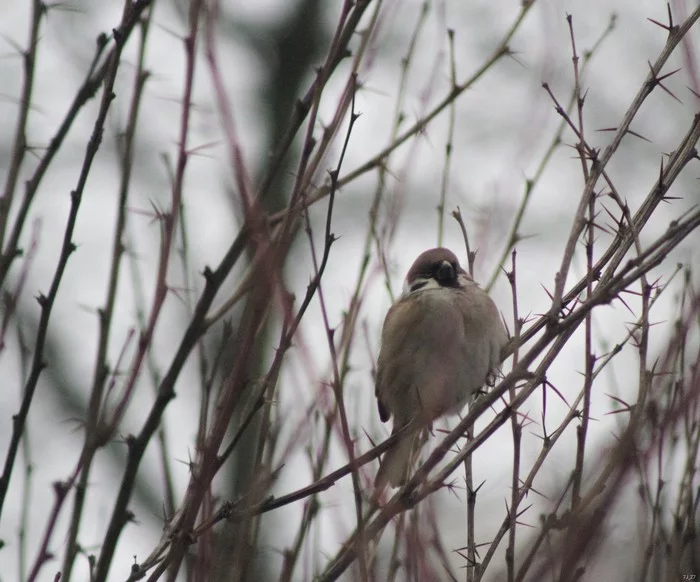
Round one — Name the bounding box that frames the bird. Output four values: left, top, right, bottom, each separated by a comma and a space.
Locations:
374, 247, 508, 489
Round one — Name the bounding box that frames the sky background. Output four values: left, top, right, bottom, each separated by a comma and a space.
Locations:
1, 0, 699, 580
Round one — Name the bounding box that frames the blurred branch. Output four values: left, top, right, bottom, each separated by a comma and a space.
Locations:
484, 12, 617, 293
291, 0, 534, 222
0, 0, 43, 250
5, 1, 700, 581
256, 0, 372, 202
0, 0, 144, 524
301, 79, 367, 578
437, 28, 457, 248
0, 0, 153, 289
94, 0, 205, 577
60, 7, 155, 580
546, 4, 700, 320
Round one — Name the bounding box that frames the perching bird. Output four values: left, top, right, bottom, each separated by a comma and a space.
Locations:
374, 247, 508, 488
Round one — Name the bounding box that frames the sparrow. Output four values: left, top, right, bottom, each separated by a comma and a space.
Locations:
374, 247, 508, 489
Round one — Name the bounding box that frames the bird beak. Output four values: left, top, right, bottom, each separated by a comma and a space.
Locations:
435, 260, 454, 284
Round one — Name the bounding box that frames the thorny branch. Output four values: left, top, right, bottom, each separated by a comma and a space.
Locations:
4, 2, 700, 582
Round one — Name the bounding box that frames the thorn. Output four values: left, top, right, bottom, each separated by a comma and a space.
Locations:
646, 62, 683, 104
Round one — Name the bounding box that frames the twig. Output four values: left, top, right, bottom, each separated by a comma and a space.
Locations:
0, 1, 137, 522
545, 4, 700, 321
300, 79, 368, 578
0, 0, 153, 288
505, 250, 523, 582
0, 0, 43, 249
437, 28, 457, 247
60, 8, 154, 579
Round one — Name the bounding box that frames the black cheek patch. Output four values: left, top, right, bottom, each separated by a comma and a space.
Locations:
410, 280, 429, 292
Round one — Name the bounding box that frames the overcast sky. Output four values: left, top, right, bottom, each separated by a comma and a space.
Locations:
1, 0, 699, 580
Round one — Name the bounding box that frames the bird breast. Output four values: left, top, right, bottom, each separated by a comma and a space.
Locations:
376, 284, 505, 427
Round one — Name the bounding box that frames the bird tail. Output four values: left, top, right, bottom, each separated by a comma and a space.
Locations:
374, 427, 426, 490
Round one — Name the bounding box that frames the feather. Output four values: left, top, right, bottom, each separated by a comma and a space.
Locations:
374, 427, 427, 489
